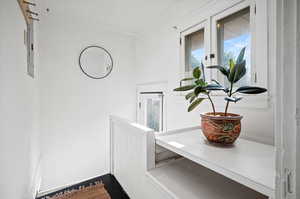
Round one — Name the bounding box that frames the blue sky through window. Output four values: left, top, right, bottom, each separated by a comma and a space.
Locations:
223, 33, 250, 65
191, 48, 205, 68
222, 33, 251, 86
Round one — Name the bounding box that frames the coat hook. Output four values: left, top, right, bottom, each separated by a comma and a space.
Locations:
29, 16, 40, 21
23, 1, 36, 6
26, 10, 38, 16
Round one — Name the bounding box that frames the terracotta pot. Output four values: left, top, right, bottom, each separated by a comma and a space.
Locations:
200, 112, 243, 145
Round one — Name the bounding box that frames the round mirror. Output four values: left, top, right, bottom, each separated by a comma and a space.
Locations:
79, 46, 113, 79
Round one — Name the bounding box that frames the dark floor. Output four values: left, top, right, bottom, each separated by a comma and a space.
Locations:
36, 174, 130, 199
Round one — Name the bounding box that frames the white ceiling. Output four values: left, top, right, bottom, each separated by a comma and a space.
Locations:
38, 0, 212, 35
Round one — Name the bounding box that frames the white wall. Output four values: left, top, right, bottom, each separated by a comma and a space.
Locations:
0, 1, 40, 199
135, 0, 275, 145
37, 6, 136, 191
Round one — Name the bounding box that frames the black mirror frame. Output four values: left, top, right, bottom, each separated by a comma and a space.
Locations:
78, 45, 114, 79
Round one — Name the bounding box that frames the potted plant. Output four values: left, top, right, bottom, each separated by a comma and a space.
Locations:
174, 47, 267, 144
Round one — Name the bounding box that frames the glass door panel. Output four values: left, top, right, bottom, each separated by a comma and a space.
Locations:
138, 93, 163, 132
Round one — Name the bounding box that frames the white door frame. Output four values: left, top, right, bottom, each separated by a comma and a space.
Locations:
136, 81, 168, 132
296, 0, 300, 196
274, 0, 299, 198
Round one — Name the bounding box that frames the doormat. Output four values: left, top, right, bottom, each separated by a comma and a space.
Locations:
41, 182, 111, 199
37, 174, 129, 199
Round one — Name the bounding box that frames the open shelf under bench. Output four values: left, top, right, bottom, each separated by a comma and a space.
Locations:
147, 158, 268, 199
154, 127, 275, 198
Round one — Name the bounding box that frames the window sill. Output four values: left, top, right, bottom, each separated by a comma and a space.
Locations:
211, 93, 271, 109
172, 92, 271, 109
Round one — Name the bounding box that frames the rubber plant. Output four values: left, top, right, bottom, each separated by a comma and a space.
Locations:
173, 47, 267, 144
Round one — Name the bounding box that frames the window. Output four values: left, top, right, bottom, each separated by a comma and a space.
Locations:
180, 21, 209, 79
185, 29, 205, 72
217, 7, 251, 87
180, 1, 269, 93
179, 1, 269, 107
137, 92, 164, 132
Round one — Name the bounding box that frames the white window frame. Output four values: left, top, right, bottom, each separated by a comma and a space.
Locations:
211, 1, 256, 87
180, 19, 210, 80
179, 0, 269, 108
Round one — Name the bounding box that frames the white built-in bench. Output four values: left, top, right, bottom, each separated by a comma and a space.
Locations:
110, 116, 275, 199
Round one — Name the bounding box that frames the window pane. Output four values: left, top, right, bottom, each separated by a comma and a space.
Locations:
217, 7, 251, 86
146, 99, 161, 132
185, 29, 205, 72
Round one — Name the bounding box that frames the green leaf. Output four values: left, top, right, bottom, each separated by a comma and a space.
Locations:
180, 77, 194, 82
211, 79, 221, 86
235, 86, 267, 94
190, 95, 196, 103
185, 91, 195, 100
194, 86, 205, 96
236, 47, 246, 64
195, 79, 206, 86
188, 98, 205, 112
204, 84, 226, 91
207, 65, 229, 78
210, 79, 229, 92
193, 67, 201, 79
228, 60, 246, 83
224, 96, 243, 103
233, 60, 246, 83
228, 65, 236, 82
173, 85, 195, 91
228, 48, 247, 83
229, 59, 235, 71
